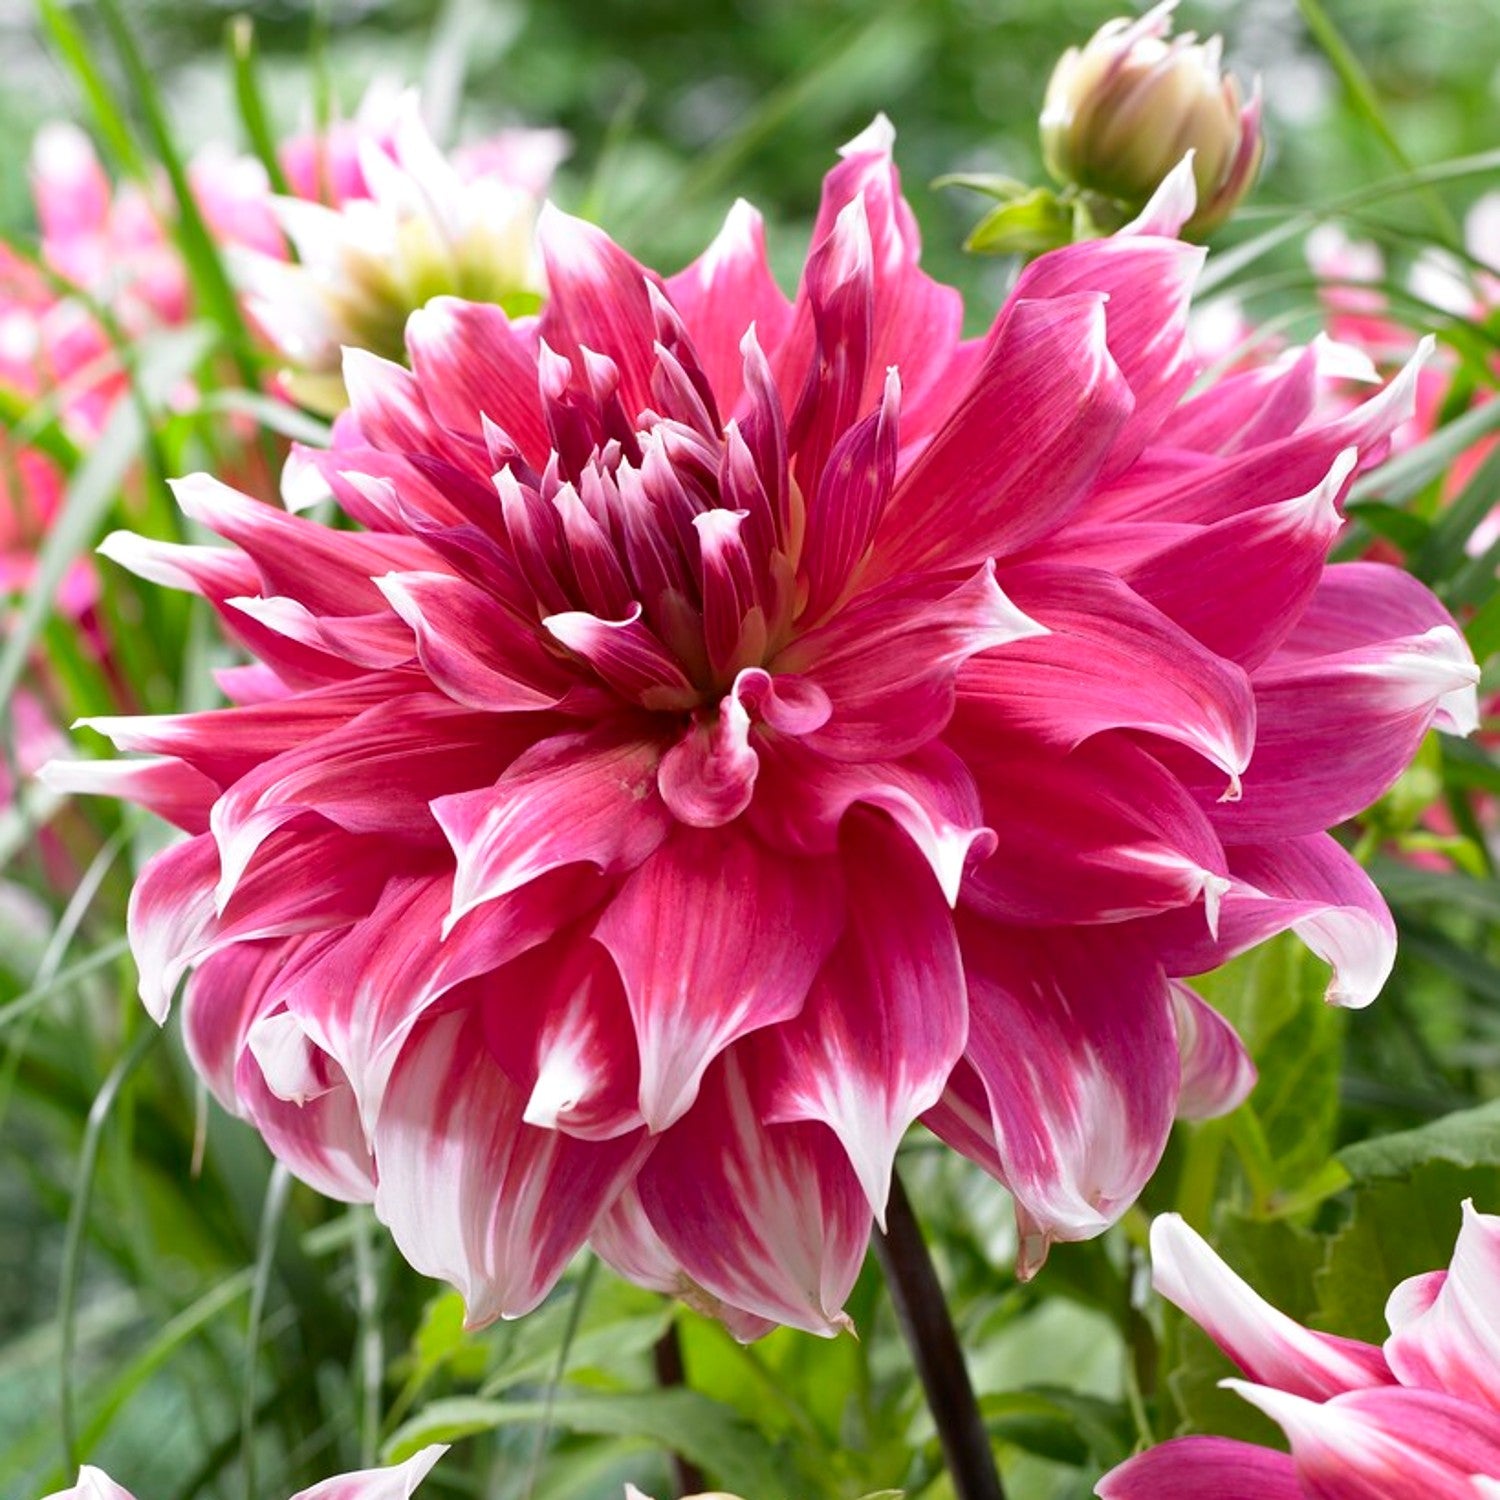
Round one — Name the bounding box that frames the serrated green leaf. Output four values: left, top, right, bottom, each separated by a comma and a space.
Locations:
1338, 1097, 1500, 1181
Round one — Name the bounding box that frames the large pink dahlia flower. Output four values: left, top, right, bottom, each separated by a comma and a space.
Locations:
1098, 1205, 1500, 1498
48, 123, 1478, 1338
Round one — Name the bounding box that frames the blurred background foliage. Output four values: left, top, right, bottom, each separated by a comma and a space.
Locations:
2, 2, 1500, 1499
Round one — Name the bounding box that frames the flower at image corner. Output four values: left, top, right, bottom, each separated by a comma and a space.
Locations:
1097, 1205, 1500, 1497
45, 122, 1479, 1338
42, 1445, 446, 1500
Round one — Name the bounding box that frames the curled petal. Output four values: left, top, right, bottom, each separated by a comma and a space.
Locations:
292, 1446, 449, 1500
1096, 1436, 1302, 1500
637, 1052, 870, 1336
373, 1008, 651, 1327
1171, 982, 1257, 1120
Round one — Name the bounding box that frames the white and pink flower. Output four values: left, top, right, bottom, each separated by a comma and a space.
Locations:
49, 128, 1476, 1337
1098, 1204, 1500, 1497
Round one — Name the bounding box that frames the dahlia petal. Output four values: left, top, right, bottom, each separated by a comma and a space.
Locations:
247, 1009, 336, 1105
405, 297, 550, 462
971, 563, 1254, 784
373, 1008, 650, 1326
379, 570, 575, 711
1210, 632, 1478, 842
291, 1445, 449, 1500
537, 204, 661, 416
955, 922, 1178, 1272
1010, 222, 1203, 471
783, 562, 1046, 760
873, 292, 1133, 574
97, 529, 259, 600
543, 605, 699, 711
1150, 1213, 1392, 1398
758, 815, 967, 1221
1151, 834, 1396, 1008
657, 691, 759, 827
1096, 1437, 1302, 1500
785, 194, 874, 504
433, 725, 670, 932
595, 824, 843, 1130
234, 1029, 377, 1203
479, 938, 644, 1141
1385, 1201, 1500, 1409
279, 868, 601, 1134
129, 824, 392, 1021
590, 1184, 776, 1342
799, 365, 900, 624
1120, 447, 1356, 670
41, 1465, 137, 1500
636, 1053, 869, 1336
666, 199, 793, 414
1228, 1381, 1500, 1499
769, 741, 993, 913
38, 754, 218, 833
1170, 982, 1257, 1120
343, 346, 441, 455
957, 733, 1228, 927
171, 473, 432, 616
1118, 151, 1201, 237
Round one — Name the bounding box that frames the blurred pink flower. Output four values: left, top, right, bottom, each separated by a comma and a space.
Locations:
1098, 1205, 1500, 1498
53, 129, 1476, 1337
43, 1446, 445, 1500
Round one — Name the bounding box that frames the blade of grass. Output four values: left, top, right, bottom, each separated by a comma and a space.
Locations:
58, 1023, 162, 1470
227, 16, 292, 197
242, 1162, 292, 1500
34, 0, 148, 178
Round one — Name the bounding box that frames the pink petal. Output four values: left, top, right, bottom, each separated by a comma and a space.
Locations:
969, 562, 1255, 786
871, 292, 1133, 575
636, 1052, 870, 1336
372, 1008, 651, 1326
1385, 1201, 1500, 1409
1096, 1436, 1303, 1500
405, 297, 550, 463
758, 815, 968, 1220
781, 562, 1046, 760
1149, 834, 1397, 1009
593, 824, 843, 1130
42, 1466, 138, 1500
657, 691, 759, 827
543, 604, 700, 711
1150, 1213, 1392, 1398
379, 570, 576, 712
38, 755, 219, 833
1170, 982, 1257, 1120
291, 1446, 448, 1500
944, 921, 1179, 1274
666, 199, 792, 414
1229, 1380, 1500, 1499
433, 724, 671, 931
590, 1184, 776, 1342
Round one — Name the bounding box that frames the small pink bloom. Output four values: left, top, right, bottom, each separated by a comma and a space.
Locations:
41, 1447, 445, 1500
1098, 1206, 1500, 1497
62, 127, 1475, 1338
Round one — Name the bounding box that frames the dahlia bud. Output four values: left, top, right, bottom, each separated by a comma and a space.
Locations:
1040, 0, 1262, 236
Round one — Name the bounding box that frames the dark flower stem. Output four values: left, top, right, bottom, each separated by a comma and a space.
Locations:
653, 1320, 709, 1496
874, 1170, 1007, 1500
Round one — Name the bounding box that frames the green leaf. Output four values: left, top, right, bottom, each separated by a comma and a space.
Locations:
965, 189, 1075, 256
1338, 1097, 1500, 1181
382, 1389, 788, 1498
979, 1387, 1131, 1470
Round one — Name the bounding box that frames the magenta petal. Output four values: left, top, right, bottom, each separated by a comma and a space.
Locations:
637, 1053, 870, 1336
1170, 982, 1257, 1120
1230, 1380, 1500, 1499
666, 199, 792, 414
1150, 1213, 1392, 1399
657, 692, 759, 827
873, 292, 1133, 574
759, 815, 967, 1219
955, 922, 1178, 1271
590, 1184, 776, 1342
433, 724, 670, 930
1096, 1436, 1302, 1500
971, 562, 1255, 785
1384, 1201, 1500, 1410
372, 1008, 651, 1326
39, 754, 219, 833
595, 824, 843, 1130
